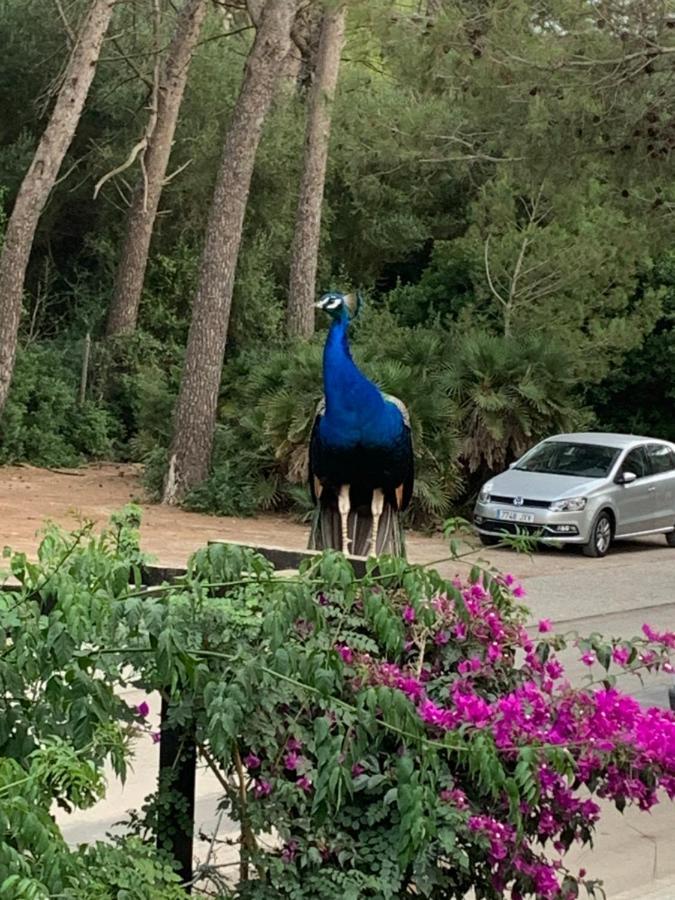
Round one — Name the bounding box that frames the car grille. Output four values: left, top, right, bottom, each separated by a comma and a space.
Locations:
490, 495, 551, 509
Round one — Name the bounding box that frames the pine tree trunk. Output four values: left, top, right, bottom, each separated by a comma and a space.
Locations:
163, 0, 297, 504
287, 5, 346, 340
106, 0, 208, 337
0, 0, 117, 412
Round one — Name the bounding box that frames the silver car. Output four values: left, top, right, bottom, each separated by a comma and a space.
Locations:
473, 433, 675, 558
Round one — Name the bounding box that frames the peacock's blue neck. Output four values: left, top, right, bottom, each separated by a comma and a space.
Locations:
321, 315, 399, 447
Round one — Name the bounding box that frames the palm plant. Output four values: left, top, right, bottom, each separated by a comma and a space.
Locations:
446, 331, 586, 474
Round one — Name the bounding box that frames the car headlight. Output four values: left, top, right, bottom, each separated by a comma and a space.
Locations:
478, 483, 493, 503
549, 497, 587, 512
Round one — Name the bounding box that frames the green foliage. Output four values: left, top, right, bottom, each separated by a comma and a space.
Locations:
446, 330, 587, 474
0, 344, 118, 466
1, 0, 673, 508
88, 331, 180, 457
585, 252, 675, 441
67, 838, 185, 900
0, 508, 177, 898
0, 332, 180, 469
1, 513, 673, 898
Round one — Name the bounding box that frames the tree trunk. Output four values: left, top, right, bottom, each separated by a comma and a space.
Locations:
0, 0, 117, 413
287, 5, 346, 340
106, 0, 208, 337
163, 0, 297, 504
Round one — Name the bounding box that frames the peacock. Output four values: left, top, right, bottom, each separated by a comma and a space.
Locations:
308, 291, 414, 557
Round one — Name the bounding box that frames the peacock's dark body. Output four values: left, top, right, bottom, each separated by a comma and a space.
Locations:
308, 292, 414, 557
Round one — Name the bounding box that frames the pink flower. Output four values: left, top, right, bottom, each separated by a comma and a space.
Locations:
284, 751, 301, 771
253, 779, 272, 798
545, 659, 565, 679
458, 656, 482, 675
336, 644, 354, 664
580, 652, 596, 667
612, 646, 631, 666
434, 630, 450, 645
642, 624, 675, 649
136, 701, 150, 718
538, 619, 552, 633
151, 731, 161, 744
244, 752, 261, 770
642, 623, 659, 642
403, 605, 416, 624
453, 622, 468, 641
440, 787, 468, 808
296, 776, 312, 793
487, 642, 502, 664
286, 737, 303, 751
281, 839, 298, 863
351, 762, 365, 777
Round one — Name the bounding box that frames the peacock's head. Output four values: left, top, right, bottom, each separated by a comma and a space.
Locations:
315, 291, 363, 322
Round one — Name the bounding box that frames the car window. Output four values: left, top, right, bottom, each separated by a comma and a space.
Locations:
621, 446, 650, 478
515, 441, 620, 478
647, 443, 675, 475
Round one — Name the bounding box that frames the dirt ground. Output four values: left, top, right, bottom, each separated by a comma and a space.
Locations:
0, 462, 668, 588
0, 462, 456, 571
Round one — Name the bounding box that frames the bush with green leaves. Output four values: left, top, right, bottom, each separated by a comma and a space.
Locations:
446, 330, 588, 476
0, 343, 119, 467
0, 508, 185, 898
585, 251, 675, 442
4, 511, 673, 898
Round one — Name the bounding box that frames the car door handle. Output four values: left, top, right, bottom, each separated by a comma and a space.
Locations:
648, 486, 656, 492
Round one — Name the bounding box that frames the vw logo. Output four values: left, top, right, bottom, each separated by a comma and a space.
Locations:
513, 497, 524, 506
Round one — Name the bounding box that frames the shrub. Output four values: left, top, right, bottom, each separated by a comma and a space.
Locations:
88, 331, 180, 458
169, 545, 674, 899
0, 343, 118, 466
446, 330, 588, 475
1, 513, 674, 898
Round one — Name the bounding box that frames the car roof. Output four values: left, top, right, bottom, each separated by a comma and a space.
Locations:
546, 432, 674, 450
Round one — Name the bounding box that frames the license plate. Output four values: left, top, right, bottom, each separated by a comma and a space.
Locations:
497, 509, 535, 523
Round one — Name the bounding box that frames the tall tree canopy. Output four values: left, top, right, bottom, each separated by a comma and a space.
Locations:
0, 0, 672, 513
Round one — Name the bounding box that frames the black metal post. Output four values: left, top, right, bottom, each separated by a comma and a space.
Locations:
156, 696, 197, 890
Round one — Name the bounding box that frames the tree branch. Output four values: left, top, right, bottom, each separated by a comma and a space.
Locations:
484, 235, 507, 308
94, 0, 162, 203
53, 0, 76, 46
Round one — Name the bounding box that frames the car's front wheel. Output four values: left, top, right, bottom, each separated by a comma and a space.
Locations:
478, 533, 500, 547
582, 512, 613, 558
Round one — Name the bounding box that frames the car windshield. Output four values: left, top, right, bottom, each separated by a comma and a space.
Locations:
514, 442, 621, 478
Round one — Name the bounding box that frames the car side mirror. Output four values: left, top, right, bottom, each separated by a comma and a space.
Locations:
617, 470, 637, 485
